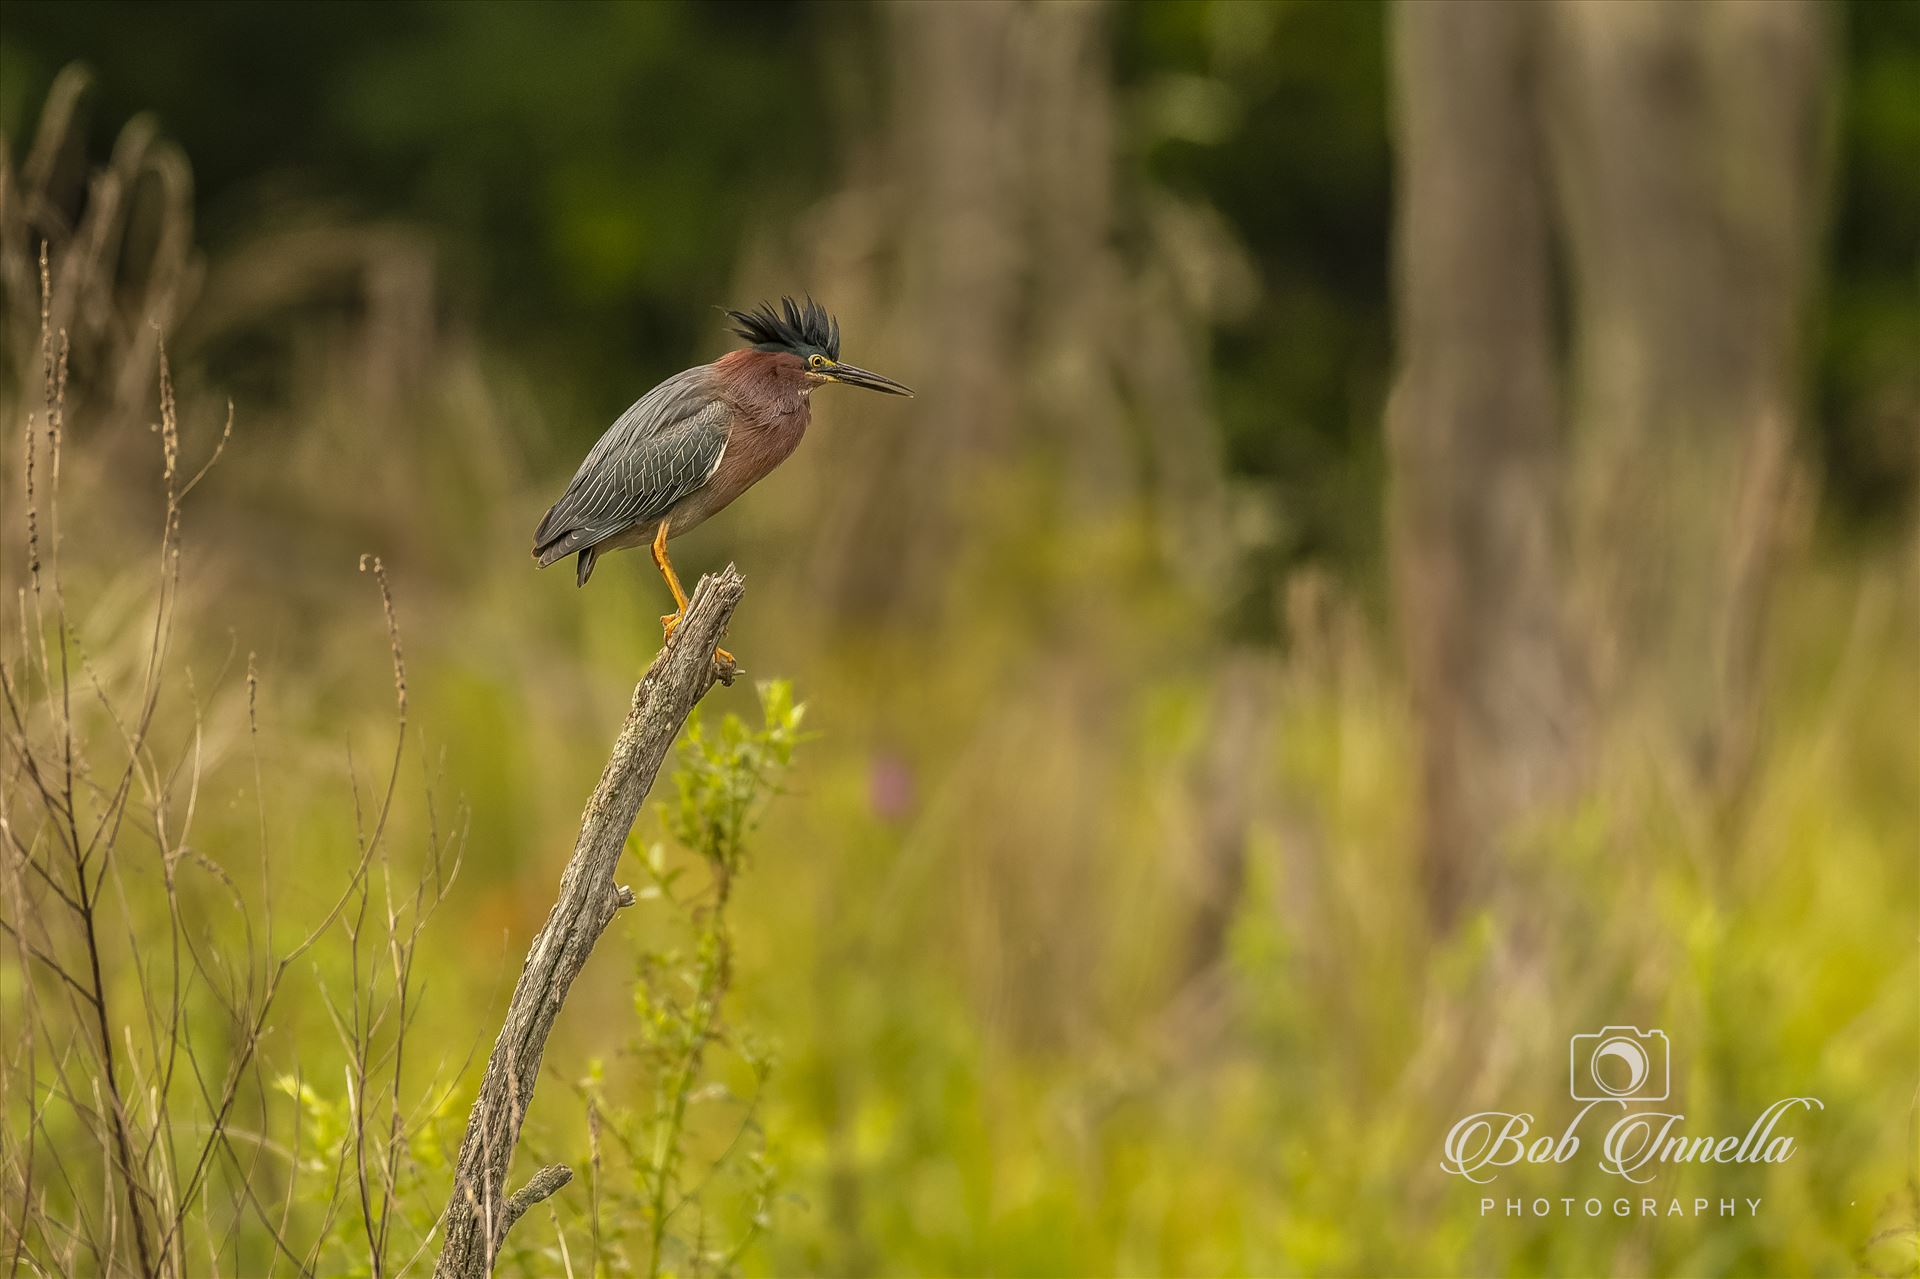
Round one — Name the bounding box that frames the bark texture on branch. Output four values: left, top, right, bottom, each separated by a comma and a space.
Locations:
434, 567, 745, 1278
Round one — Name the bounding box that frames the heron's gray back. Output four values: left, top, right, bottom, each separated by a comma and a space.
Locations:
533, 368, 729, 567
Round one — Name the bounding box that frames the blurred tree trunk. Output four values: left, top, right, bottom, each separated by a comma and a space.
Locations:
1387, 0, 1578, 932
825, 0, 1024, 619
1547, 0, 1829, 797
757, 0, 1235, 625
1387, 0, 1830, 929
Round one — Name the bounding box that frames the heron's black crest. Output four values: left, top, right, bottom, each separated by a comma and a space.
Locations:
726, 296, 841, 360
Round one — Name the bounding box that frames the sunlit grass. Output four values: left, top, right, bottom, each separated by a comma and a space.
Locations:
6, 378, 1913, 1275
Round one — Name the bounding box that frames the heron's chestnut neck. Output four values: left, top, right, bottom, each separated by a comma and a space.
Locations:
713, 348, 812, 430
715, 348, 806, 388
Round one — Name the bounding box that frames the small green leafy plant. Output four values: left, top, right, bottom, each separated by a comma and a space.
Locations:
562, 681, 804, 1279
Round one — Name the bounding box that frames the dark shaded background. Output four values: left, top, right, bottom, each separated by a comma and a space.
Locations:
4, 1, 1913, 570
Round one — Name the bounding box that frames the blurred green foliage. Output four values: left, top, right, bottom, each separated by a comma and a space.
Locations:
1115, 0, 1390, 578
1821, 0, 1920, 533
480, 684, 806, 1278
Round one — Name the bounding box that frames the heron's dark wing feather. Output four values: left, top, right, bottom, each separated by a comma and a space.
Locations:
533, 370, 729, 569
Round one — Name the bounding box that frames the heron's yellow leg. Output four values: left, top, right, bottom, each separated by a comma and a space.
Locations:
653, 521, 735, 667
651, 521, 690, 618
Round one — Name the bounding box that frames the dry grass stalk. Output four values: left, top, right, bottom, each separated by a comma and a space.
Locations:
1, 240, 463, 1278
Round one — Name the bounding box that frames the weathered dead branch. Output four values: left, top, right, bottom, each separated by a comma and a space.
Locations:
433, 570, 744, 1278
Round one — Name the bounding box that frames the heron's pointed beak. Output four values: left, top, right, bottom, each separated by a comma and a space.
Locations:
827, 361, 914, 397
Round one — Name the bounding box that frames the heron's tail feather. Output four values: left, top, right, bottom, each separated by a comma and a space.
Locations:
534, 518, 612, 587
532, 509, 587, 568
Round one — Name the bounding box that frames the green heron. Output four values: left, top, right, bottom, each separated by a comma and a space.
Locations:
533, 297, 912, 662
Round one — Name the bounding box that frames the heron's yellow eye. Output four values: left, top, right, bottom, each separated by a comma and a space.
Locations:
809, 354, 830, 370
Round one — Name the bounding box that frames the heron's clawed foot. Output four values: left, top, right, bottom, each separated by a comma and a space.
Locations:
660, 611, 738, 674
